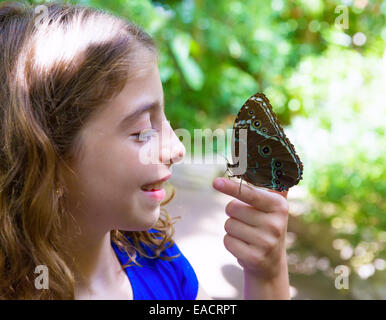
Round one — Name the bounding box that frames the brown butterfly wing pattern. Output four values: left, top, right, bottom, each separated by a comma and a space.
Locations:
228, 92, 303, 192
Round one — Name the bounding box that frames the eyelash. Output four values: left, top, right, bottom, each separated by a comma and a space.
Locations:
132, 128, 159, 143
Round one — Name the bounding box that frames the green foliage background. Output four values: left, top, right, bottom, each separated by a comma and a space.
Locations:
18, 0, 386, 299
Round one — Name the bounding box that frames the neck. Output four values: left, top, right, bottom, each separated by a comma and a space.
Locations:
64, 224, 123, 296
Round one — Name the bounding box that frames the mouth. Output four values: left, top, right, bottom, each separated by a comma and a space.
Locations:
140, 174, 171, 192
140, 181, 164, 192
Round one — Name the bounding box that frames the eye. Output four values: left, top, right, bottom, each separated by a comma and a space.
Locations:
132, 128, 158, 143
275, 161, 282, 168
262, 146, 271, 154
258, 144, 272, 157
251, 119, 262, 129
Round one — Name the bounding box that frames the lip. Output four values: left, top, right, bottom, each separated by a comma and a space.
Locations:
142, 173, 171, 187
141, 188, 166, 202
141, 174, 171, 203
140, 174, 170, 204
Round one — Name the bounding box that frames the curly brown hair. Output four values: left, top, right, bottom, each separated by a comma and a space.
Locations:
0, 0, 179, 299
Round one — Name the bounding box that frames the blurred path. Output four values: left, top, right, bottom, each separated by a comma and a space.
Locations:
165, 161, 244, 299
164, 161, 349, 300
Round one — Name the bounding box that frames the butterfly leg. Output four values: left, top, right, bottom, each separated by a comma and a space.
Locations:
220, 167, 227, 177
238, 177, 243, 195
226, 163, 241, 178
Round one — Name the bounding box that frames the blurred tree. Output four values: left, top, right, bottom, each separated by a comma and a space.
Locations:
15, 0, 386, 299
25, 0, 386, 129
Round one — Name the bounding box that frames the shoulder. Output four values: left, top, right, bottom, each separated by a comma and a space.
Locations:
163, 243, 212, 300
117, 232, 200, 300
139, 239, 198, 288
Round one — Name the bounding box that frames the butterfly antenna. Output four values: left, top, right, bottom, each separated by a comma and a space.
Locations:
219, 152, 225, 160
219, 152, 230, 165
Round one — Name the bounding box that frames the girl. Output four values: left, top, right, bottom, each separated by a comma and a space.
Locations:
0, 1, 290, 299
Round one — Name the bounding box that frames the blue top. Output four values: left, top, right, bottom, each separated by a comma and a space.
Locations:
111, 235, 199, 300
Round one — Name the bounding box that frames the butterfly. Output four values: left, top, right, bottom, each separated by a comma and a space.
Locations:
225, 92, 303, 194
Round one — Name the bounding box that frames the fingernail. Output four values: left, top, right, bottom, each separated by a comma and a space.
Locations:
214, 178, 225, 190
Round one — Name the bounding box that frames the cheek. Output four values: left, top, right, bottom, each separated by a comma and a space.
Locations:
74, 135, 159, 205
119, 144, 149, 185
104, 139, 141, 175
74, 143, 138, 195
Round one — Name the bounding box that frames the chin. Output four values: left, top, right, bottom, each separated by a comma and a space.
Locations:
134, 207, 161, 231
147, 208, 161, 229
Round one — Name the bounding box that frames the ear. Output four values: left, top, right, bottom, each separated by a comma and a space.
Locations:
56, 158, 78, 194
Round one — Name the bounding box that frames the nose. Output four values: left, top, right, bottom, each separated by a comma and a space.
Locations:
170, 143, 185, 164
159, 120, 185, 165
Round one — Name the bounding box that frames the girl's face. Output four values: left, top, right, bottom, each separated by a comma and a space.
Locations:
64, 61, 185, 233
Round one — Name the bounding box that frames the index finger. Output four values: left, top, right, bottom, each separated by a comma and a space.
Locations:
213, 177, 287, 213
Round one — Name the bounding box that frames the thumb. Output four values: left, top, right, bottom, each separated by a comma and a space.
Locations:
267, 189, 288, 199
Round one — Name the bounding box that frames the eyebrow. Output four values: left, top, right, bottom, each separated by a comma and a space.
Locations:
118, 100, 163, 129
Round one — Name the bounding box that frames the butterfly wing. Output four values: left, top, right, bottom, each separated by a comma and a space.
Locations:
234, 93, 286, 139
229, 92, 303, 192
245, 135, 302, 191
254, 93, 303, 171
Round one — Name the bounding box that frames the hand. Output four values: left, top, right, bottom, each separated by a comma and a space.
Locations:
213, 177, 289, 280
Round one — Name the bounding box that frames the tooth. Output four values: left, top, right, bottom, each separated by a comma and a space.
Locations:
141, 181, 165, 191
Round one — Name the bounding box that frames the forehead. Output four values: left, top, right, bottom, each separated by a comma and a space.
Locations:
119, 63, 163, 107
80, 62, 163, 140
97, 63, 162, 118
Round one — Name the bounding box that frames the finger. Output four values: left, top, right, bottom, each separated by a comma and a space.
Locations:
213, 177, 287, 213
225, 198, 270, 226
225, 199, 287, 231
223, 233, 255, 266
224, 217, 277, 249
